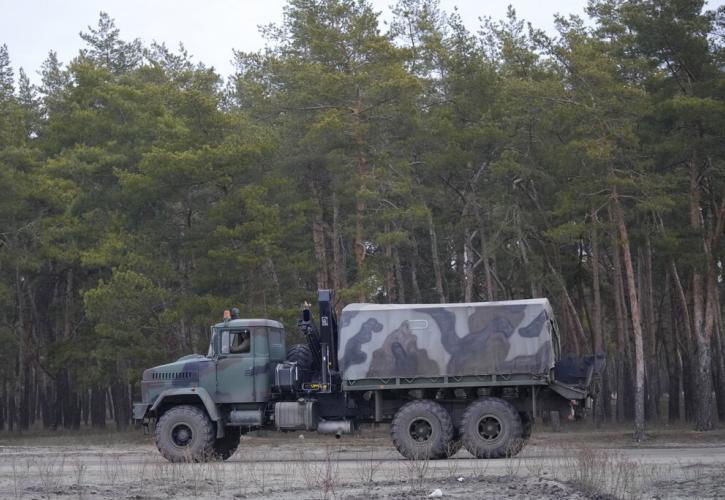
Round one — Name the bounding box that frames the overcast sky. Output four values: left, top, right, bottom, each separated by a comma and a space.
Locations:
2, 0, 723, 85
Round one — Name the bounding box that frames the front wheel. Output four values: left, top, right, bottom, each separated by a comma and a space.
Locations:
155, 405, 215, 462
391, 400, 454, 460
460, 397, 524, 458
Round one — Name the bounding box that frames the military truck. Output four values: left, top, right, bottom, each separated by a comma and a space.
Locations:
133, 290, 603, 462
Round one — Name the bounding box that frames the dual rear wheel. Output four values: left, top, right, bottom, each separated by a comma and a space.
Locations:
391, 397, 524, 460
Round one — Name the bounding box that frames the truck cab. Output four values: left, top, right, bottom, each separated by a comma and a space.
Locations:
133, 317, 286, 461
210, 319, 286, 403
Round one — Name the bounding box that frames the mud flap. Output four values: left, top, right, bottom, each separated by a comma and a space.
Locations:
549, 380, 588, 400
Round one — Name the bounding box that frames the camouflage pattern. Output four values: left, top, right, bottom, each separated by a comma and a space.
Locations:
338, 299, 558, 381
140, 319, 286, 411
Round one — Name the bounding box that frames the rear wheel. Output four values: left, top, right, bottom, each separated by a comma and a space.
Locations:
286, 344, 314, 371
391, 400, 454, 460
155, 405, 215, 462
461, 397, 524, 458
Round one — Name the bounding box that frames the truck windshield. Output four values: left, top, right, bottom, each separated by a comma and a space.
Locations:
208, 329, 218, 357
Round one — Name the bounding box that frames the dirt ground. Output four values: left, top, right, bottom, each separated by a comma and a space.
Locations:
1, 423, 725, 499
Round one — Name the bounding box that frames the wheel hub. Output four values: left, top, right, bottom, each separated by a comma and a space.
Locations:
171, 423, 193, 447
477, 415, 502, 441
408, 418, 433, 442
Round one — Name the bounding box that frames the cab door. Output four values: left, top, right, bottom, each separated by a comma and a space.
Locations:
252, 329, 270, 402
216, 329, 255, 403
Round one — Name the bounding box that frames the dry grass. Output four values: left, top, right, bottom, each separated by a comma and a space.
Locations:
2, 425, 725, 499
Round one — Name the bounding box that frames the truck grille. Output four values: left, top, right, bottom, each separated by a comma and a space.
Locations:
151, 372, 194, 380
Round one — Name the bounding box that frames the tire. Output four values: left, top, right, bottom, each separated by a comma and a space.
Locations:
460, 397, 524, 458
286, 344, 314, 371
155, 405, 215, 462
391, 400, 454, 460
212, 428, 241, 461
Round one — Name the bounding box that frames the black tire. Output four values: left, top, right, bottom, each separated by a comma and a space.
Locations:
212, 428, 241, 461
155, 405, 215, 462
460, 397, 524, 459
286, 344, 314, 371
391, 400, 454, 460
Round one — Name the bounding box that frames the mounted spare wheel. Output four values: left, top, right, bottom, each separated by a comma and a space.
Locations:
155, 405, 216, 462
286, 344, 314, 371
391, 400, 454, 460
460, 397, 524, 458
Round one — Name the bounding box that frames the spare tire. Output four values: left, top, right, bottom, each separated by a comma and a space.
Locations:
286, 344, 314, 371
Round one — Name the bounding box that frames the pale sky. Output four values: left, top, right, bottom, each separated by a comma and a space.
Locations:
1, 0, 722, 85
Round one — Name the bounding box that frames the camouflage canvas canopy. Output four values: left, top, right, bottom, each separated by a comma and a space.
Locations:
338, 299, 558, 382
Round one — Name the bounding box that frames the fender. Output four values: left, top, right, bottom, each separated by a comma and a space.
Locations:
149, 387, 221, 423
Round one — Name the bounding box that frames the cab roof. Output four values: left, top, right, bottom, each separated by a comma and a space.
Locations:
212, 319, 284, 329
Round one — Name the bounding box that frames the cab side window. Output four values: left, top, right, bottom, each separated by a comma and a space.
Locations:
229, 329, 251, 354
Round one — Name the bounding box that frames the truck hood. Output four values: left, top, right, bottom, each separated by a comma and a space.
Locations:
142, 355, 207, 382
141, 355, 216, 404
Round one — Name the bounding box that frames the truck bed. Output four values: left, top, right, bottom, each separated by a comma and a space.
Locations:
338, 299, 560, 390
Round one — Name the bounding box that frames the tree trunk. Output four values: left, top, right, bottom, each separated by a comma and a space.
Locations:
563, 286, 588, 355
590, 219, 607, 425
611, 185, 646, 441
331, 192, 346, 294
111, 380, 130, 431
611, 226, 628, 422
690, 160, 715, 431
352, 94, 368, 301
311, 185, 329, 290
641, 243, 658, 421
427, 209, 445, 303
663, 277, 681, 422
384, 225, 396, 303
0, 377, 5, 431
463, 228, 474, 302
91, 385, 106, 428
393, 245, 406, 303
471, 202, 495, 300
561, 289, 581, 356
590, 219, 603, 354
409, 234, 422, 303
713, 287, 725, 421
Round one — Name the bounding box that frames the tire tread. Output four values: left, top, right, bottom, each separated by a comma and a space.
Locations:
460, 397, 523, 459
155, 405, 215, 462
391, 399, 454, 460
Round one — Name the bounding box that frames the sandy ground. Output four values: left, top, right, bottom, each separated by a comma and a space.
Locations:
1, 424, 725, 499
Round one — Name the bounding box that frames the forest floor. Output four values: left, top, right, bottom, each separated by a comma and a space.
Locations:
0, 422, 724, 499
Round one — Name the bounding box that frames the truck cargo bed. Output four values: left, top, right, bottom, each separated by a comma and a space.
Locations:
339, 299, 560, 390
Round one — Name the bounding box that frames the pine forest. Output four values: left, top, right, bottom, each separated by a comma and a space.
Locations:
0, 0, 724, 439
